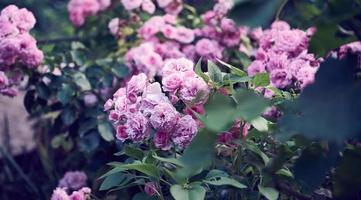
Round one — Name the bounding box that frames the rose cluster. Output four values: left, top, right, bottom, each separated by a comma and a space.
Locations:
50, 171, 89, 200
338, 41, 361, 58
121, 0, 183, 15
247, 21, 320, 91
104, 58, 209, 150
0, 5, 44, 97
51, 187, 91, 200
68, 0, 111, 26
121, 1, 249, 77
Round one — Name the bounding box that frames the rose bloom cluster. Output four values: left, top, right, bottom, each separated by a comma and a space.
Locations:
50, 171, 89, 200
247, 21, 320, 92
68, 0, 111, 26
0, 5, 44, 97
51, 187, 91, 200
104, 58, 209, 150
119, 1, 248, 77
338, 41, 361, 58
121, 0, 183, 15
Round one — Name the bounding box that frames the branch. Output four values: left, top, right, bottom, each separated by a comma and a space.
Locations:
276, 181, 312, 200
37, 36, 82, 45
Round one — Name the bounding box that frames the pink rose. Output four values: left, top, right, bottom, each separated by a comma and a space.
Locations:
121, 0, 143, 10
154, 131, 172, 150
162, 73, 183, 93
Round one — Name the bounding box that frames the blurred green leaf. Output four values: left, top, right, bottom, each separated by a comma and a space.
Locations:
73, 72, 91, 91
170, 184, 206, 200
204, 170, 247, 189
258, 185, 279, 200
97, 120, 115, 142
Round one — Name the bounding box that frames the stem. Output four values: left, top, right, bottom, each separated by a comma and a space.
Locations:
37, 36, 82, 45
275, 181, 312, 200
275, 0, 289, 20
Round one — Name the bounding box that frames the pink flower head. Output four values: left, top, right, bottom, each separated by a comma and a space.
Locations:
157, 0, 173, 8
149, 102, 179, 131
172, 115, 198, 149
247, 60, 266, 77
126, 73, 148, 102
104, 99, 113, 111
68, 0, 101, 26
162, 72, 183, 93
270, 68, 292, 89
195, 39, 223, 60
296, 66, 318, 89
144, 182, 157, 196
164, 0, 183, 15
173, 27, 195, 44
97, 0, 111, 10
116, 125, 128, 142
108, 18, 120, 36
154, 131, 172, 150
161, 24, 177, 39
0, 71, 9, 87
121, 0, 143, 10
58, 171, 87, 190
69, 187, 91, 200
162, 58, 194, 76
138, 16, 165, 39
126, 112, 150, 142
142, 0, 156, 14
1, 5, 36, 32
271, 20, 290, 31
83, 93, 98, 107
51, 188, 70, 200
179, 72, 210, 105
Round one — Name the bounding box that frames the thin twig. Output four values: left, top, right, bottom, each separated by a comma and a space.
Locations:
275, 0, 289, 20
37, 36, 82, 45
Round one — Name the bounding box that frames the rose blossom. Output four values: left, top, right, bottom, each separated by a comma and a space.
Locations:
154, 131, 172, 150
172, 115, 198, 149
149, 103, 179, 131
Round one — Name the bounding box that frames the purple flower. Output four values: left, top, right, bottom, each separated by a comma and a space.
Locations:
126, 112, 150, 142
58, 171, 87, 190
144, 182, 157, 196
270, 68, 292, 89
149, 103, 179, 131
154, 131, 172, 150
172, 115, 198, 149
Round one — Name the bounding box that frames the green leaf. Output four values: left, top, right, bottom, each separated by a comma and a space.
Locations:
233, 89, 269, 122
207, 60, 223, 84
70, 50, 86, 66
99, 172, 128, 191
195, 58, 209, 83
124, 145, 145, 160
61, 107, 76, 126
252, 73, 270, 87
244, 141, 270, 165
170, 184, 206, 200
204, 170, 247, 189
73, 72, 91, 91
258, 185, 279, 200
229, 0, 284, 27
153, 155, 184, 167
109, 162, 160, 178
276, 168, 294, 178
36, 82, 51, 99
175, 129, 218, 181
57, 83, 74, 104
97, 120, 115, 142
217, 59, 247, 77
250, 117, 269, 132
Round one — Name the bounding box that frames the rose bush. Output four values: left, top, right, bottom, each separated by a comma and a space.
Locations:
1, 0, 361, 200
